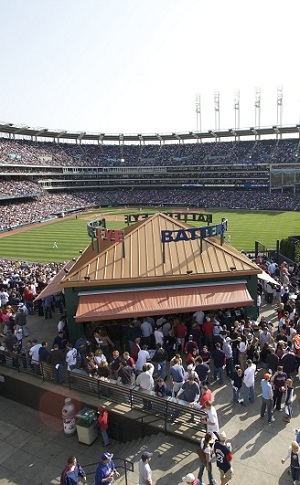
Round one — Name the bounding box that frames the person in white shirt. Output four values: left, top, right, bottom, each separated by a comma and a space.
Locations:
0, 288, 9, 307
136, 363, 154, 411
201, 400, 219, 435
138, 452, 153, 485
241, 359, 256, 406
154, 326, 164, 347
29, 338, 42, 374
136, 363, 154, 391
193, 310, 205, 325
65, 343, 77, 371
140, 320, 153, 347
135, 346, 150, 373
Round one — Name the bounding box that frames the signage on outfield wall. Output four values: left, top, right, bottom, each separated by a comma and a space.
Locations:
125, 212, 212, 225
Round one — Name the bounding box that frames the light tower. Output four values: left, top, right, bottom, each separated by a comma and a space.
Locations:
277, 85, 283, 127
254, 86, 261, 129
214, 91, 220, 132
234, 89, 240, 130
195, 93, 201, 132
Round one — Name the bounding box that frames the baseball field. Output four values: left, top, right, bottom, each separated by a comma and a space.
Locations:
0, 208, 298, 263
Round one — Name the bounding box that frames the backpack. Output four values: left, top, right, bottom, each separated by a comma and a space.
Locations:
60, 466, 68, 485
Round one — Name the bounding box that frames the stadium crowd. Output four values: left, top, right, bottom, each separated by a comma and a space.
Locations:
0, 187, 299, 229
0, 136, 299, 167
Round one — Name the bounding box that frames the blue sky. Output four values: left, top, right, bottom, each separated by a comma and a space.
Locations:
1, 0, 300, 134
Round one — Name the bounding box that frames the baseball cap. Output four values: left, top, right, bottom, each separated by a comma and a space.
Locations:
246, 359, 252, 364
141, 452, 153, 461
219, 431, 227, 441
182, 473, 196, 483
101, 452, 113, 461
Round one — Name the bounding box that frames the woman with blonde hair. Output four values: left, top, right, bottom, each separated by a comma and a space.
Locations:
281, 441, 300, 484
283, 378, 294, 423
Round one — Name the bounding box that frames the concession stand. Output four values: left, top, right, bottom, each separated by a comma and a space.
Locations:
56, 211, 260, 342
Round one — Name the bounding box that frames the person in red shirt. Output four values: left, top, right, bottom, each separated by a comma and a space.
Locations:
96, 406, 110, 446
122, 351, 136, 370
184, 335, 199, 355
22, 286, 35, 315
174, 319, 187, 352
201, 318, 215, 351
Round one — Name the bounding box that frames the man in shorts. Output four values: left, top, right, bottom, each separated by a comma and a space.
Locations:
214, 431, 233, 484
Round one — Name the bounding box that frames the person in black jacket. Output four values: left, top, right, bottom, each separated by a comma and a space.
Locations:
231, 364, 243, 404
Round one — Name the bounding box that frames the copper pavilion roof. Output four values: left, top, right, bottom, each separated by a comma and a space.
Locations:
61, 212, 260, 288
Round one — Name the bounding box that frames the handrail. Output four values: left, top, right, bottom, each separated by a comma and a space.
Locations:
0, 351, 207, 439
82, 456, 134, 485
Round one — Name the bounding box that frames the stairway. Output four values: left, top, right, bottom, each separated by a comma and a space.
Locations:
85, 432, 200, 485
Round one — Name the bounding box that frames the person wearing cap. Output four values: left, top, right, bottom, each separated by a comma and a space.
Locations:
61, 455, 86, 485
184, 335, 199, 355
260, 373, 275, 424
95, 452, 120, 484
138, 451, 153, 485
182, 472, 200, 485
241, 359, 256, 406
214, 431, 233, 485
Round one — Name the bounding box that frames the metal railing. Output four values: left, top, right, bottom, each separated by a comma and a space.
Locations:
0, 351, 207, 438
83, 456, 134, 485
66, 370, 208, 436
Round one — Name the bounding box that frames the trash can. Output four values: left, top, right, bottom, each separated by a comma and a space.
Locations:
75, 407, 98, 445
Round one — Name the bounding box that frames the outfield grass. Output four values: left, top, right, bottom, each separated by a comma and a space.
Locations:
0, 208, 299, 262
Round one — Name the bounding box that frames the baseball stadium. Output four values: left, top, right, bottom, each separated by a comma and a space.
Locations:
0, 120, 299, 485
1, 1, 300, 483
